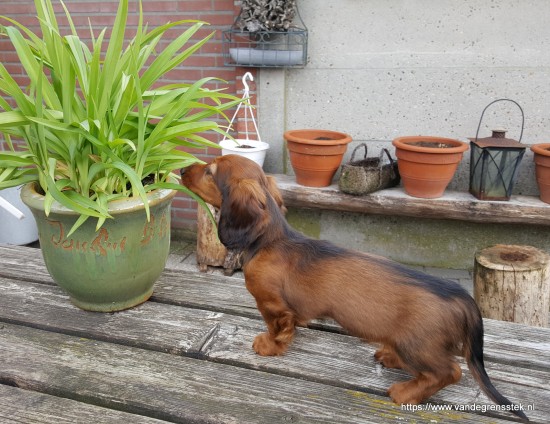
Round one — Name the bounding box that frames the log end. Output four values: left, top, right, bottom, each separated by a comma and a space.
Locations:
475, 244, 550, 271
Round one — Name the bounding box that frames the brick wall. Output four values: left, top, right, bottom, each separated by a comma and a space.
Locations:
0, 0, 256, 233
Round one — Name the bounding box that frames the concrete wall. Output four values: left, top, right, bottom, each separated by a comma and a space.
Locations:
257, 0, 550, 268
286, 208, 550, 270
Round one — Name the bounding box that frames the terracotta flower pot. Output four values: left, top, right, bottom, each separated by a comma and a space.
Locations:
531, 143, 550, 204
392, 136, 469, 198
284, 129, 352, 187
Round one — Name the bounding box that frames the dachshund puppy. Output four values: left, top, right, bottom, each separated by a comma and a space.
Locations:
181, 154, 527, 421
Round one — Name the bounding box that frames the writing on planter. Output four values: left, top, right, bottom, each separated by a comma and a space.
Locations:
141, 214, 169, 246
48, 221, 126, 256
47, 214, 169, 255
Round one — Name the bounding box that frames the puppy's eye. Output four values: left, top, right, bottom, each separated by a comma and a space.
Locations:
205, 167, 212, 176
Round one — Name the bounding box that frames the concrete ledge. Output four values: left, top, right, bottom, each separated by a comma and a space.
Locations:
273, 174, 550, 226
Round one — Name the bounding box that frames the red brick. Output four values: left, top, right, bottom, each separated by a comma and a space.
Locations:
178, 1, 217, 13
3, 0, 245, 226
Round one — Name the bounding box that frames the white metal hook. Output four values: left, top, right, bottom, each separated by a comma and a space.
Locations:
221, 71, 262, 144
242, 72, 253, 95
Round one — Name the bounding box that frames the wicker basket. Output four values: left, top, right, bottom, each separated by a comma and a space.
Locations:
338, 144, 400, 195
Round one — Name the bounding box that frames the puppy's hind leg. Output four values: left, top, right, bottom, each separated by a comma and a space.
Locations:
374, 345, 404, 369
388, 345, 462, 405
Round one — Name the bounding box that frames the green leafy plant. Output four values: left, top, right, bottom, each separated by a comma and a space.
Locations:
0, 0, 241, 234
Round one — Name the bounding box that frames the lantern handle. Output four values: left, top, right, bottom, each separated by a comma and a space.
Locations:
475, 98, 524, 142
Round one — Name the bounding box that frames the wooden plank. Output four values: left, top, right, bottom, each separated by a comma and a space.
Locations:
483, 321, 550, 371
2, 245, 549, 367
202, 323, 547, 423
153, 268, 260, 319
1, 246, 549, 361
0, 244, 53, 284
1, 237, 545, 422
0, 278, 547, 422
0, 245, 259, 317
274, 174, 550, 226
0, 323, 503, 424
0, 385, 170, 424
4, 275, 549, 370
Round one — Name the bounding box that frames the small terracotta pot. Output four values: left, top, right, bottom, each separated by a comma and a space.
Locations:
531, 143, 550, 204
392, 136, 469, 198
284, 129, 352, 187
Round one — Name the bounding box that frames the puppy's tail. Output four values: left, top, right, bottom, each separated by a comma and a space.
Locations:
463, 302, 529, 422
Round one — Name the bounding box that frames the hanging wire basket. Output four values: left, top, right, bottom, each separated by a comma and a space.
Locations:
223, 3, 307, 68
219, 72, 269, 167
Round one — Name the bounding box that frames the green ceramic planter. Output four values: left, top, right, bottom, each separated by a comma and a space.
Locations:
21, 183, 177, 312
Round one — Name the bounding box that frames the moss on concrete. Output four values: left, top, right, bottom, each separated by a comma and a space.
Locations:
170, 204, 550, 270
285, 207, 550, 270
285, 208, 322, 239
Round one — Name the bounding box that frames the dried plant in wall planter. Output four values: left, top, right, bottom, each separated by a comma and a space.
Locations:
238, 0, 297, 32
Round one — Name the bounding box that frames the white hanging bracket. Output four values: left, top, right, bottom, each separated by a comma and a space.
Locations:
242, 71, 253, 95
222, 72, 262, 144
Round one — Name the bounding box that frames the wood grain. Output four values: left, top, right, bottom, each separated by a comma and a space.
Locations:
274, 174, 550, 226
0, 273, 548, 422
0, 323, 502, 424
474, 245, 550, 327
1, 245, 549, 422
0, 385, 168, 424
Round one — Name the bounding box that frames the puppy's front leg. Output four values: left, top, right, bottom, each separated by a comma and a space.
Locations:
246, 281, 296, 356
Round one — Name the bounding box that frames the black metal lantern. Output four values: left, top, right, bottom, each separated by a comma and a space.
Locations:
469, 99, 526, 201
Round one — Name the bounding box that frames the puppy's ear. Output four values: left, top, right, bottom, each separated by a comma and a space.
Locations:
266, 176, 287, 215
218, 179, 268, 250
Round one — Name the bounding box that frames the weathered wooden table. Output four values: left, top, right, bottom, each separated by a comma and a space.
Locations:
0, 244, 549, 423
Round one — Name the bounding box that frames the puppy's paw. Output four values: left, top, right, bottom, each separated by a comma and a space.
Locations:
252, 332, 287, 356
374, 346, 402, 369
388, 381, 422, 405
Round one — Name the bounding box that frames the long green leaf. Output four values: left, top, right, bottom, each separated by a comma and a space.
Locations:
0, 0, 244, 234
96, 0, 127, 118
43, 173, 107, 220
140, 22, 206, 90
153, 180, 217, 229
5, 27, 61, 111
0, 110, 28, 128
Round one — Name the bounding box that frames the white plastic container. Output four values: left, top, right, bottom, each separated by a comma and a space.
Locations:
0, 185, 39, 245
219, 139, 269, 167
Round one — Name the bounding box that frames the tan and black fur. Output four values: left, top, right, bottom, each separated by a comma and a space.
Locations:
181, 154, 528, 421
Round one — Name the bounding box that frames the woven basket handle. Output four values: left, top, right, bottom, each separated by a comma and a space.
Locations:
379, 148, 398, 179
380, 148, 395, 165
350, 143, 368, 162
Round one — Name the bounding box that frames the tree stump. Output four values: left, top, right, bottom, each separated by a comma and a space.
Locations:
196, 203, 243, 276
474, 244, 550, 327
